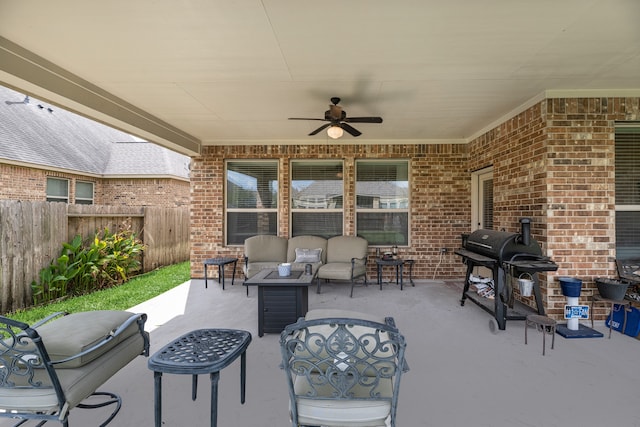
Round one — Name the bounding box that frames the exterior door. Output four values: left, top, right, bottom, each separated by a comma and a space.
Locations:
472, 167, 493, 231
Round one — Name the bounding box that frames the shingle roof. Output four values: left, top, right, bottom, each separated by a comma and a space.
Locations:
0, 85, 189, 179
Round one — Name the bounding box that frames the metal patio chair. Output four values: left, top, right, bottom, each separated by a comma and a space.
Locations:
280, 314, 407, 427
0, 310, 149, 426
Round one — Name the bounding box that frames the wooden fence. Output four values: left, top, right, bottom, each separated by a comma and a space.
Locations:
0, 201, 189, 314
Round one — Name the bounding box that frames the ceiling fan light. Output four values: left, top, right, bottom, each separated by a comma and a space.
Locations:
327, 125, 343, 139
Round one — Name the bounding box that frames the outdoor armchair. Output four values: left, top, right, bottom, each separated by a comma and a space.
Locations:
0, 310, 149, 426
316, 236, 369, 297
279, 310, 408, 427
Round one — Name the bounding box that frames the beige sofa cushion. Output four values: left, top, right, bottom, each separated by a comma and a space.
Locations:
325, 236, 368, 263
244, 235, 288, 263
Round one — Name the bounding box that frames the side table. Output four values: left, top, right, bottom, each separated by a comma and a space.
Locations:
375, 258, 406, 290
148, 329, 252, 427
203, 257, 238, 289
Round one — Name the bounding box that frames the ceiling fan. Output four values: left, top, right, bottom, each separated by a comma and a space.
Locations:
289, 97, 383, 138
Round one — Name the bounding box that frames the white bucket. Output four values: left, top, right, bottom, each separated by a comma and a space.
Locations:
518, 273, 534, 297
278, 263, 291, 277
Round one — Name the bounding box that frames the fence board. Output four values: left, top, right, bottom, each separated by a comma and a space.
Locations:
0, 201, 67, 313
0, 202, 188, 314
143, 206, 190, 271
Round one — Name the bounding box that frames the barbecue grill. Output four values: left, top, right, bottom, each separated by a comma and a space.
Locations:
455, 218, 558, 332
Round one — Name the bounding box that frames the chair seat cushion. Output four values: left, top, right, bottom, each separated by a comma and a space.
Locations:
0, 332, 145, 413
294, 375, 392, 427
35, 311, 140, 368
243, 261, 280, 279
317, 262, 366, 280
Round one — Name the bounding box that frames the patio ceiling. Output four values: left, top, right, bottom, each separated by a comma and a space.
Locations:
1, 0, 640, 156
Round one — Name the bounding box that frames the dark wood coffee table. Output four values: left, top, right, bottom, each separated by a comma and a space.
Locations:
243, 269, 316, 337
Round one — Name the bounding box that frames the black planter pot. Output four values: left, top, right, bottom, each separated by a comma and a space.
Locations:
595, 278, 629, 300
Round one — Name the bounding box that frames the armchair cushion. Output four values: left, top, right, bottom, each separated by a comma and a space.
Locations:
325, 236, 368, 263
244, 235, 288, 263
243, 235, 288, 278
35, 310, 141, 368
294, 375, 392, 427
0, 310, 148, 424
0, 332, 145, 412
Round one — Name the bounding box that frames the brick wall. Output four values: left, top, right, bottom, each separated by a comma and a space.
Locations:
189, 143, 471, 281
467, 96, 639, 319
544, 97, 638, 319
0, 163, 189, 208
99, 178, 190, 207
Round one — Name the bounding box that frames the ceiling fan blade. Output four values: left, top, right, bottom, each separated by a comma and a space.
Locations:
341, 123, 362, 137
309, 123, 331, 136
289, 117, 328, 121
343, 116, 383, 123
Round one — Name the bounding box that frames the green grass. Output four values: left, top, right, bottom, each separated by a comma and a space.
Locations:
6, 261, 191, 325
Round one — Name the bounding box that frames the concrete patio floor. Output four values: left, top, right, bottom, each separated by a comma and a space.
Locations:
9, 277, 640, 426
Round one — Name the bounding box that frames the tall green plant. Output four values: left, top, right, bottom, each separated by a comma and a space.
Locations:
32, 229, 145, 305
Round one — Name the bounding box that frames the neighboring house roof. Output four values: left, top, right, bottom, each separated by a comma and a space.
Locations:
0, 85, 189, 179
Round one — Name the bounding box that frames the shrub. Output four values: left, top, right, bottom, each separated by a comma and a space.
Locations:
32, 229, 145, 305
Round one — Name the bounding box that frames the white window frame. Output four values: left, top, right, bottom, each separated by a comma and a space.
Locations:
355, 159, 410, 247
290, 160, 344, 238
471, 166, 493, 231
225, 160, 279, 246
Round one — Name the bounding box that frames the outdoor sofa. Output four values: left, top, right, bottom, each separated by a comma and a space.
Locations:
243, 235, 369, 296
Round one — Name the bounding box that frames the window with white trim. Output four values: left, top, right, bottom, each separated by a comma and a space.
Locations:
355, 160, 409, 246
290, 160, 343, 238
615, 123, 640, 258
75, 181, 94, 205
226, 160, 278, 245
46, 177, 69, 203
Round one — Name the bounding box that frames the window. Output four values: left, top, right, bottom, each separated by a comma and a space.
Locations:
46, 177, 69, 203
290, 161, 343, 238
226, 161, 278, 245
615, 123, 640, 259
356, 160, 409, 246
75, 181, 94, 205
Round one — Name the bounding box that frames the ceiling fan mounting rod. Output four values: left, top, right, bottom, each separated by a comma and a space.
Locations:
330, 97, 341, 105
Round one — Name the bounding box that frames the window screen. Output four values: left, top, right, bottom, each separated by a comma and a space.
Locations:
226, 161, 278, 245
615, 123, 640, 258
290, 161, 343, 238
356, 160, 409, 246
75, 181, 94, 205
46, 177, 69, 203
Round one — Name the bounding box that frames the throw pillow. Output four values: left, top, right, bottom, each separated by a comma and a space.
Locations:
294, 248, 322, 263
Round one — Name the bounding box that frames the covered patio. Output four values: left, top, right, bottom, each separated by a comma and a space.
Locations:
9, 278, 636, 427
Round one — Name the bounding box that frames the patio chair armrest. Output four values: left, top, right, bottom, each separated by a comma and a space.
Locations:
31, 311, 68, 328
384, 316, 409, 372
350, 256, 367, 266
